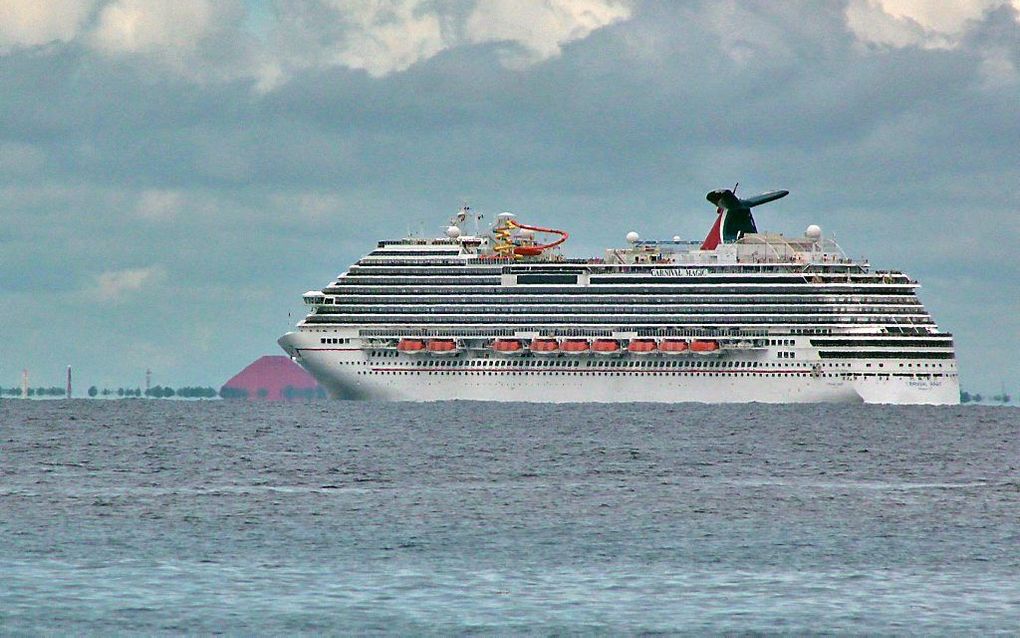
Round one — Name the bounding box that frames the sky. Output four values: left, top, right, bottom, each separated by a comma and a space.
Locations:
2, 0, 1018, 394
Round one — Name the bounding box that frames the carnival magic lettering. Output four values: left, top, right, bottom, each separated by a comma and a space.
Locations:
650, 268, 709, 277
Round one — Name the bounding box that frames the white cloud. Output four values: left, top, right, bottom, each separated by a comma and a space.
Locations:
320, 0, 447, 77
271, 0, 633, 83
845, 0, 1020, 85
3, 0, 632, 87
94, 266, 165, 301
845, 0, 1019, 49
465, 0, 632, 68
0, 0, 96, 52
868, 0, 1008, 35
91, 0, 216, 54
87, 0, 254, 81
135, 189, 184, 221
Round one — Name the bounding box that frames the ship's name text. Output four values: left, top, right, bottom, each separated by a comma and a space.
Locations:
651, 268, 709, 277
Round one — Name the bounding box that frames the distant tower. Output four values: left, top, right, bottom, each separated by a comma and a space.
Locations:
146, 368, 151, 395
21, 369, 28, 399
66, 365, 72, 399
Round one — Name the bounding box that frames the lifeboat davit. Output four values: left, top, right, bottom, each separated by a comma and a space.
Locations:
530, 338, 559, 354
592, 339, 621, 355
690, 339, 719, 353
659, 339, 689, 354
427, 338, 459, 355
397, 338, 426, 354
492, 339, 524, 354
560, 339, 590, 355
627, 339, 657, 354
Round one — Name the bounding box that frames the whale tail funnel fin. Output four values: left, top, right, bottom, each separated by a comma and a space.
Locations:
701, 188, 789, 249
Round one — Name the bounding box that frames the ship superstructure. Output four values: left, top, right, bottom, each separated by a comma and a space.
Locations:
278, 189, 959, 403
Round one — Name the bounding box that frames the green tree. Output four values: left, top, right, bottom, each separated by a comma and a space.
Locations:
219, 386, 248, 399
88, 386, 98, 397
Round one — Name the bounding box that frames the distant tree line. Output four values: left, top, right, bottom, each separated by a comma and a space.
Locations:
283, 385, 327, 400
960, 391, 1011, 404
176, 386, 219, 398
82, 385, 217, 399
0, 386, 65, 396
218, 385, 327, 400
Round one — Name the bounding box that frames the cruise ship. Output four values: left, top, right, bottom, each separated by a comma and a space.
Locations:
278, 188, 959, 404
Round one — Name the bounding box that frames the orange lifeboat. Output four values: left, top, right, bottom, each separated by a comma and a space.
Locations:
690, 339, 719, 353
592, 339, 621, 355
659, 339, 689, 355
427, 339, 459, 355
397, 338, 426, 354
492, 339, 524, 354
560, 339, 590, 355
530, 338, 559, 354
627, 339, 657, 354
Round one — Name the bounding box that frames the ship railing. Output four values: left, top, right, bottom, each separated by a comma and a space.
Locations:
358, 327, 776, 340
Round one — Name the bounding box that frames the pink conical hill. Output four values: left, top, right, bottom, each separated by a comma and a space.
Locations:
221, 355, 321, 400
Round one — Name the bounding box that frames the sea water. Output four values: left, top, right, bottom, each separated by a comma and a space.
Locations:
2, 400, 1018, 634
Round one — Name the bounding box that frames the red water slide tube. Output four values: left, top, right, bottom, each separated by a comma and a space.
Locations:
509, 221, 569, 256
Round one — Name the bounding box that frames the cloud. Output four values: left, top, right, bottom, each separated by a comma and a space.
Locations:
87, 0, 256, 82
91, 0, 214, 54
846, 0, 1020, 48
464, 0, 632, 68
134, 189, 184, 221
845, 0, 1020, 84
227, 0, 632, 86
314, 0, 446, 77
0, 0, 97, 52
1, 0, 633, 89
94, 266, 164, 301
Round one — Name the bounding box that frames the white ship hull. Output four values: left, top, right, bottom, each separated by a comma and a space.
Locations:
279, 190, 961, 406
279, 333, 960, 405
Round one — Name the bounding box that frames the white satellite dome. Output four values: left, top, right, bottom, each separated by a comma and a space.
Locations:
496, 212, 516, 221
446, 225, 462, 238
626, 231, 640, 244
805, 224, 822, 240
673, 235, 681, 242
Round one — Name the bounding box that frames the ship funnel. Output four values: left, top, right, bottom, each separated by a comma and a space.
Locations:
702, 188, 789, 249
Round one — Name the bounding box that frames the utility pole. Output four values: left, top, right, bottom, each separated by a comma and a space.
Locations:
21, 369, 28, 399
66, 365, 72, 399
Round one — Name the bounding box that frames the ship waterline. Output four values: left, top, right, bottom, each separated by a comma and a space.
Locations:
278, 189, 959, 404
